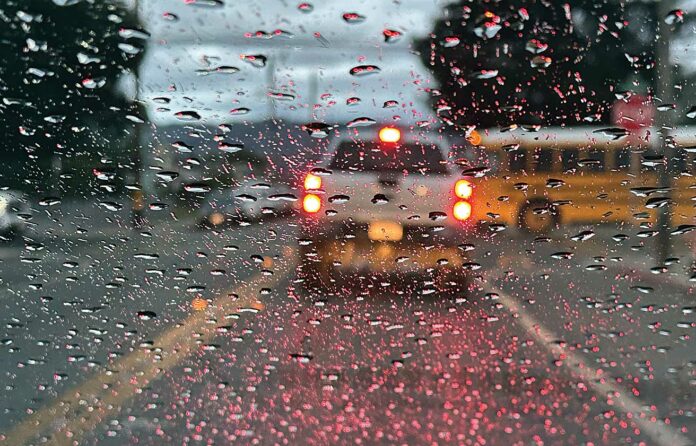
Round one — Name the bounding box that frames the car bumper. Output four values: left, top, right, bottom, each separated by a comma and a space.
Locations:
300, 220, 483, 274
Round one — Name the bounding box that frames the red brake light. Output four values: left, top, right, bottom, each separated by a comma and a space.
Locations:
304, 173, 322, 190
378, 127, 401, 143
453, 201, 472, 221
303, 194, 321, 213
455, 179, 473, 199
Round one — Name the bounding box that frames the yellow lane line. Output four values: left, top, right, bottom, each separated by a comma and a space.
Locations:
2, 251, 297, 446
491, 285, 691, 446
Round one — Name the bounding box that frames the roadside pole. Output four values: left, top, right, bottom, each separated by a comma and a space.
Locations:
654, 0, 675, 263
131, 0, 145, 227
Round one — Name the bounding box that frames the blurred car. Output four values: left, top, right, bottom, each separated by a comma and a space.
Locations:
298, 126, 479, 288
0, 190, 28, 239
196, 180, 295, 227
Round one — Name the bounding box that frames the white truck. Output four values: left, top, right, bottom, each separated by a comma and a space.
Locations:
297, 126, 480, 289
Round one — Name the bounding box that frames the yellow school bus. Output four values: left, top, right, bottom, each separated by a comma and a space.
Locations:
466, 127, 695, 232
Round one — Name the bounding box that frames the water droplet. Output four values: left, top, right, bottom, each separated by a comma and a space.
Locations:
530, 55, 552, 68
346, 117, 376, 128
184, 183, 211, 193
593, 127, 629, 140
39, 197, 61, 206
52, 0, 80, 6
441, 36, 460, 48
290, 353, 313, 363
162, 12, 179, 21
98, 201, 122, 211
118, 43, 142, 55
118, 28, 151, 40
81, 77, 106, 89
229, 107, 250, 115
328, 195, 349, 204
174, 111, 201, 121
302, 122, 334, 138
472, 70, 498, 79
641, 155, 666, 167
371, 194, 389, 205
349, 65, 380, 77
585, 264, 607, 271
672, 224, 696, 236
149, 202, 167, 211
525, 39, 548, 54
298, 2, 313, 13
267, 91, 295, 101
137, 311, 157, 320
240, 54, 267, 68
645, 197, 671, 209
665, 9, 685, 25
545, 178, 565, 188
156, 171, 179, 182
429, 211, 447, 221
383, 29, 402, 43
236, 194, 257, 203
173, 141, 193, 153
342, 12, 365, 23
134, 253, 159, 260
196, 66, 239, 76
218, 142, 243, 153
656, 103, 676, 112
185, 0, 224, 7
268, 193, 297, 202
571, 230, 595, 241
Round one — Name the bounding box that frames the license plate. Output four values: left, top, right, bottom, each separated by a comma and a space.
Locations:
368, 220, 403, 241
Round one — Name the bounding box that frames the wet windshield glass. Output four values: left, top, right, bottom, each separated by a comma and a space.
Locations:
1, 1, 695, 446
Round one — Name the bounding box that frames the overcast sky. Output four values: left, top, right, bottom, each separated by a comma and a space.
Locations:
133, 0, 696, 126
135, 0, 455, 126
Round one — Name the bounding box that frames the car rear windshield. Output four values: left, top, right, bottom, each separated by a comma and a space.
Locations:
329, 141, 448, 174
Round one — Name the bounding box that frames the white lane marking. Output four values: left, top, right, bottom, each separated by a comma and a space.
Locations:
491, 286, 691, 446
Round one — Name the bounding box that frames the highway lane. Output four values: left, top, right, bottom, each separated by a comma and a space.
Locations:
0, 219, 694, 445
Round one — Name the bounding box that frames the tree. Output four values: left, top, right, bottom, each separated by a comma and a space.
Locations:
416, 0, 671, 129
0, 0, 142, 195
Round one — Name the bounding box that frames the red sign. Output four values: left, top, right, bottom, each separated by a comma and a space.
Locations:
611, 95, 654, 131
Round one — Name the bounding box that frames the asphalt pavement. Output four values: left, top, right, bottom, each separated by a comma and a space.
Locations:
0, 212, 694, 446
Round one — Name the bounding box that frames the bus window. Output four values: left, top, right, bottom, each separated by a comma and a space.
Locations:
561, 149, 579, 172
586, 148, 605, 172
532, 148, 554, 173
614, 147, 632, 171
509, 149, 527, 173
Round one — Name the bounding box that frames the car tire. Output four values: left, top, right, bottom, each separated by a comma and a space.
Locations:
518, 198, 558, 233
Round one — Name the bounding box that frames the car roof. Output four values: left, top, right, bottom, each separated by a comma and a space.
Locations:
318, 126, 451, 164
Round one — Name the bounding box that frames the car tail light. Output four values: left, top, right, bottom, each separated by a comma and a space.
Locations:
454, 179, 472, 199
378, 127, 400, 143
453, 179, 472, 221
303, 194, 321, 213
304, 173, 322, 190
453, 201, 471, 221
